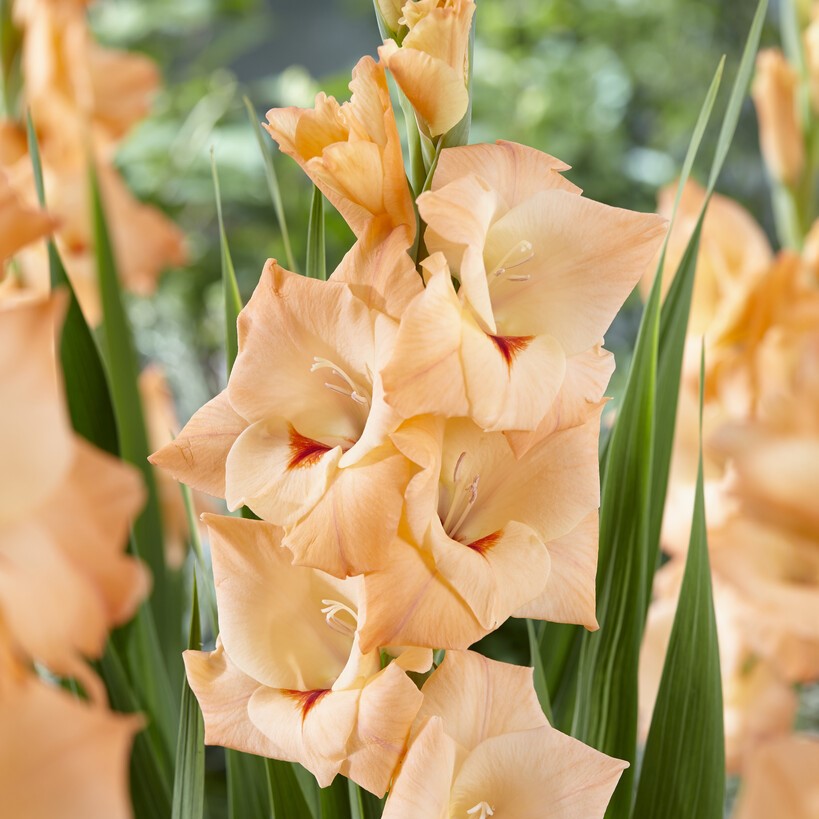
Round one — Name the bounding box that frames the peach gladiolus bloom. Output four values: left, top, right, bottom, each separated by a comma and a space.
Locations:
359, 407, 603, 651
383, 651, 627, 818
265, 57, 414, 241
184, 515, 430, 796
383, 141, 665, 432
752, 49, 805, 186
379, 0, 476, 138
733, 735, 819, 819
0, 626, 140, 819
151, 261, 411, 578
0, 297, 148, 700
639, 179, 772, 337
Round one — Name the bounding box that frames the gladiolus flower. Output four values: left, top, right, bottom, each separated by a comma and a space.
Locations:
378, 0, 476, 138
265, 57, 415, 240
151, 261, 412, 578
383, 141, 665, 432
0, 170, 55, 265
359, 406, 603, 651
732, 735, 819, 819
0, 297, 148, 699
184, 515, 430, 795
383, 650, 627, 818
752, 49, 805, 186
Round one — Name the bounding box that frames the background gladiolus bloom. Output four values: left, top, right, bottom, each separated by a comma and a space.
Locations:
184, 515, 430, 795
0, 297, 147, 699
383, 651, 627, 818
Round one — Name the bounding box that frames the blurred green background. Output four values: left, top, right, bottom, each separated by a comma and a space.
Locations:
92, 0, 772, 420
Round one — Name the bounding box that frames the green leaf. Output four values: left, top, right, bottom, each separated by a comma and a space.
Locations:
632, 351, 724, 819
226, 751, 273, 819
25, 112, 119, 456
305, 185, 326, 280
348, 784, 384, 819
319, 778, 353, 819
172, 576, 205, 819
526, 620, 553, 723
211, 150, 242, 378
97, 640, 173, 819
89, 165, 179, 657
242, 95, 297, 273
570, 54, 727, 817
266, 759, 315, 818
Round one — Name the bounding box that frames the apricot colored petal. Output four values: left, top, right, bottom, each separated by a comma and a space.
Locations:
381, 716, 456, 819
450, 727, 627, 819
340, 663, 424, 796
460, 316, 567, 431
0, 520, 109, 672
284, 447, 409, 577
0, 677, 139, 819
204, 514, 354, 691
248, 685, 360, 788
229, 262, 375, 443
378, 40, 469, 137
733, 735, 819, 819
381, 267, 470, 420
465, 405, 603, 544
322, 141, 385, 217
515, 510, 599, 630
224, 416, 342, 523
0, 170, 55, 260
419, 174, 500, 329
0, 297, 71, 521
329, 218, 420, 319
419, 650, 547, 750
431, 140, 580, 203
389, 646, 434, 674
427, 519, 551, 630
487, 189, 666, 353
41, 437, 148, 625
183, 642, 286, 758
506, 345, 614, 457
359, 537, 487, 652
148, 389, 246, 500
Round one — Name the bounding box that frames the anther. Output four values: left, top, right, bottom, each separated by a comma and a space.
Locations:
490, 239, 534, 280
320, 599, 358, 636
467, 803, 494, 818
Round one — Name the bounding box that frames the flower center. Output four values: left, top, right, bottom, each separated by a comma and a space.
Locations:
320, 599, 358, 636
441, 450, 481, 540
311, 357, 371, 409
488, 238, 534, 284
467, 802, 494, 818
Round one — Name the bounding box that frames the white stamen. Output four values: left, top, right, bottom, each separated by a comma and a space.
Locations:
448, 475, 480, 539
320, 599, 358, 636
489, 239, 534, 282
467, 802, 494, 818
453, 451, 467, 483
311, 357, 371, 409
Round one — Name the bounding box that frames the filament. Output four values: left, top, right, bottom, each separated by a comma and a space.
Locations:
467, 803, 495, 818
320, 599, 358, 636
311, 357, 371, 409
488, 239, 534, 281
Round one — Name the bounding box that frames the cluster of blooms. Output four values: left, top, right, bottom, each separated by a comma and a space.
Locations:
640, 48, 819, 810
0, 177, 148, 817
0, 0, 185, 324
152, 0, 667, 811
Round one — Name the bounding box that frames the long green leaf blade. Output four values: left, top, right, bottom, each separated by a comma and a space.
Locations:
90, 166, 174, 632
632, 352, 724, 819
226, 751, 272, 819
305, 185, 326, 280
526, 620, 553, 723
211, 151, 242, 377
242, 95, 297, 272
25, 113, 119, 455
570, 52, 728, 817
266, 759, 314, 818
319, 778, 353, 819
172, 576, 205, 819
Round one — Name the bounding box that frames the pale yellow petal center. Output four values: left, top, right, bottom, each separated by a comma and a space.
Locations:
440, 450, 481, 540
486, 238, 535, 285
